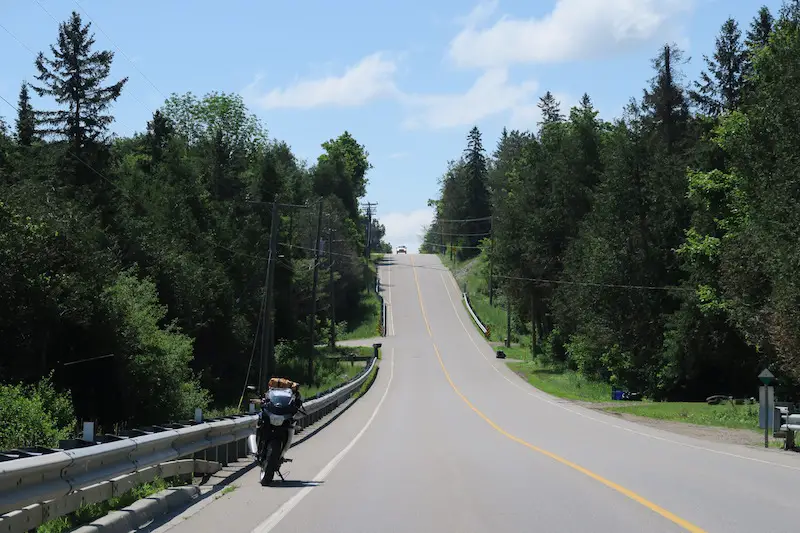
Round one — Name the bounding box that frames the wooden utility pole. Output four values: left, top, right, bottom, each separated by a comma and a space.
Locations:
328, 228, 336, 349
506, 289, 511, 348
361, 201, 378, 258
259, 201, 280, 394
488, 218, 495, 305
308, 200, 324, 382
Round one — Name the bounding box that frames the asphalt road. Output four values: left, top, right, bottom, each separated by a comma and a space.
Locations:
152, 254, 800, 533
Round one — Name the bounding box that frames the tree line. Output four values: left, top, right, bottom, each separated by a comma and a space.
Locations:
0, 11, 389, 440
422, 2, 800, 401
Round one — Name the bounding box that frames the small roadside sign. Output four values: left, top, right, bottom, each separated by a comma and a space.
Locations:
759, 368, 775, 385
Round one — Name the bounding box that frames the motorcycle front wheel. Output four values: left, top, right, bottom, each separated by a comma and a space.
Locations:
259, 441, 280, 486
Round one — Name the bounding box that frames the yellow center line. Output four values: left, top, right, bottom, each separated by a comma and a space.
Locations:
409, 255, 707, 533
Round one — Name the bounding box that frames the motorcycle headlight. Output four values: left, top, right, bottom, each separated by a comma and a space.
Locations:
269, 414, 285, 426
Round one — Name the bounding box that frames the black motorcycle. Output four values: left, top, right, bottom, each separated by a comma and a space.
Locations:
255, 387, 306, 485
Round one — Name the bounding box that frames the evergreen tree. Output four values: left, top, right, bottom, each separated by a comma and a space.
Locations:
643, 44, 690, 151
145, 110, 173, 166
746, 6, 774, 50
15, 82, 36, 146
31, 11, 128, 155
537, 91, 564, 126
691, 19, 746, 116
461, 126, 491, 253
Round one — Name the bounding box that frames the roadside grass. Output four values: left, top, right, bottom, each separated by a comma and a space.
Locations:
353, 345, 380, 359
508, 360, 613, 402
37, 477, 181, 533
440, 254, 531, 346
606, 402, 760, 431
303, 354, 367, 398
338, 288, 382, 341
354, 353, 380, 399
440, 253, 768, 434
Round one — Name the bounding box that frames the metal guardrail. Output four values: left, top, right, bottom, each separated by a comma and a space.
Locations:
462, 292, 489, 338
376, 272, 387, 337
0, 356, 378, 533
773, 405, 800, 449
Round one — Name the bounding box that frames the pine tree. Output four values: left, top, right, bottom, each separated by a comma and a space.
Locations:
15, 82, 36, 146
31, 11, 127, 154
537, 91, 564, 126
745, 6, 774, 50
643, 44, 689, 151
461, 126, 491, 253
691, 18, 746, 116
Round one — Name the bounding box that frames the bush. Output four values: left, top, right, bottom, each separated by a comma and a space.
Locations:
104, 269, 210, 423
0, 372, 76, 450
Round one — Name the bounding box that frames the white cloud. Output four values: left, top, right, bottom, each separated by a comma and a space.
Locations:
401, 68, 539, 130
381, 208, 434, 254
448, 0, 693, 69
243, 53, 399, 110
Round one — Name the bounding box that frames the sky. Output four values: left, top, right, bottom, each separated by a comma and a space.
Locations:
0, 0, 784, 253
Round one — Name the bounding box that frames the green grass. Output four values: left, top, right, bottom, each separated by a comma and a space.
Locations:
37, 477, 181, 533
441, 253, 768, 434
354, 357, 380, 399
215, 484, 238, 499
338, 288, 382, 341
303, 359, 367, 398
606, 402, 760, 431
353, 345, 380, 359
508, 361, 613, 402
441, 254, 531, 346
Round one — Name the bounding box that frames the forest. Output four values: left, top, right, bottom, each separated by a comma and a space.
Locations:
422, 2, 800, 401
0, 11, 390, 447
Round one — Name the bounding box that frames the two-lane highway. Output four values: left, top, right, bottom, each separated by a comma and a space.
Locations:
152, 253, 800, 533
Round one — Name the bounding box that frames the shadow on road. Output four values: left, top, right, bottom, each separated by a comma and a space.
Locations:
267, 480, 325, 488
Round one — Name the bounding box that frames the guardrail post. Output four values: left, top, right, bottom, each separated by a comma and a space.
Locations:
194, 408, 203, 423
83, 422, 95, 443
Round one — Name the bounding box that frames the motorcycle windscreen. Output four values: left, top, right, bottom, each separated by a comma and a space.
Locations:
268, 388, 294, 407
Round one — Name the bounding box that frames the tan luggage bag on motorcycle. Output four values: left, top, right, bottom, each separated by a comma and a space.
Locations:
268, 377, 299, 391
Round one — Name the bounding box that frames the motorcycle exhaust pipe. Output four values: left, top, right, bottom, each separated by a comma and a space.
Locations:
247, 433, 258, 455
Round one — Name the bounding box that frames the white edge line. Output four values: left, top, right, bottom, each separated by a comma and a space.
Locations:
251, 348, 396, 533
436, 270, 800, 473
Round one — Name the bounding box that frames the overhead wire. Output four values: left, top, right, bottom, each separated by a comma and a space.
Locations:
384, 256, 693, 293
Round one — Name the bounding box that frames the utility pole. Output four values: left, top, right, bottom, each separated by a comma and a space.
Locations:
308, 200, 324, 382
488, 217, 495, 306
328, 228, 336, 349
505, 289, 511, 348
361, 201, 378, 258
259, 201, 280, 394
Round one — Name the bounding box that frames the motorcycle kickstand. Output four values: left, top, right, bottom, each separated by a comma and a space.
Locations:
276, 470, 285, 481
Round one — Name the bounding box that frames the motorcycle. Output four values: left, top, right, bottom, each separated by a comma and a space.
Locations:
255, 387, 306, 485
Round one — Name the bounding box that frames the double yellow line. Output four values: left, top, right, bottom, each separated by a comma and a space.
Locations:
409, 255, 706, 533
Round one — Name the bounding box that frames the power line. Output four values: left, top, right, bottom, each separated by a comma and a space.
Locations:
385, 257, 693, 293
437, 230, 492, 237
435, 215, 493, 223
0, 21, 37, 55
71, 0, 167, 100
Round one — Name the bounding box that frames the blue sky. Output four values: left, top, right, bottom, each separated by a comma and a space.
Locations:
1, 0, 783, 252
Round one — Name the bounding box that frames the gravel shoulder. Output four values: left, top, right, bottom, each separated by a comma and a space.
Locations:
575, 400, 766, 448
